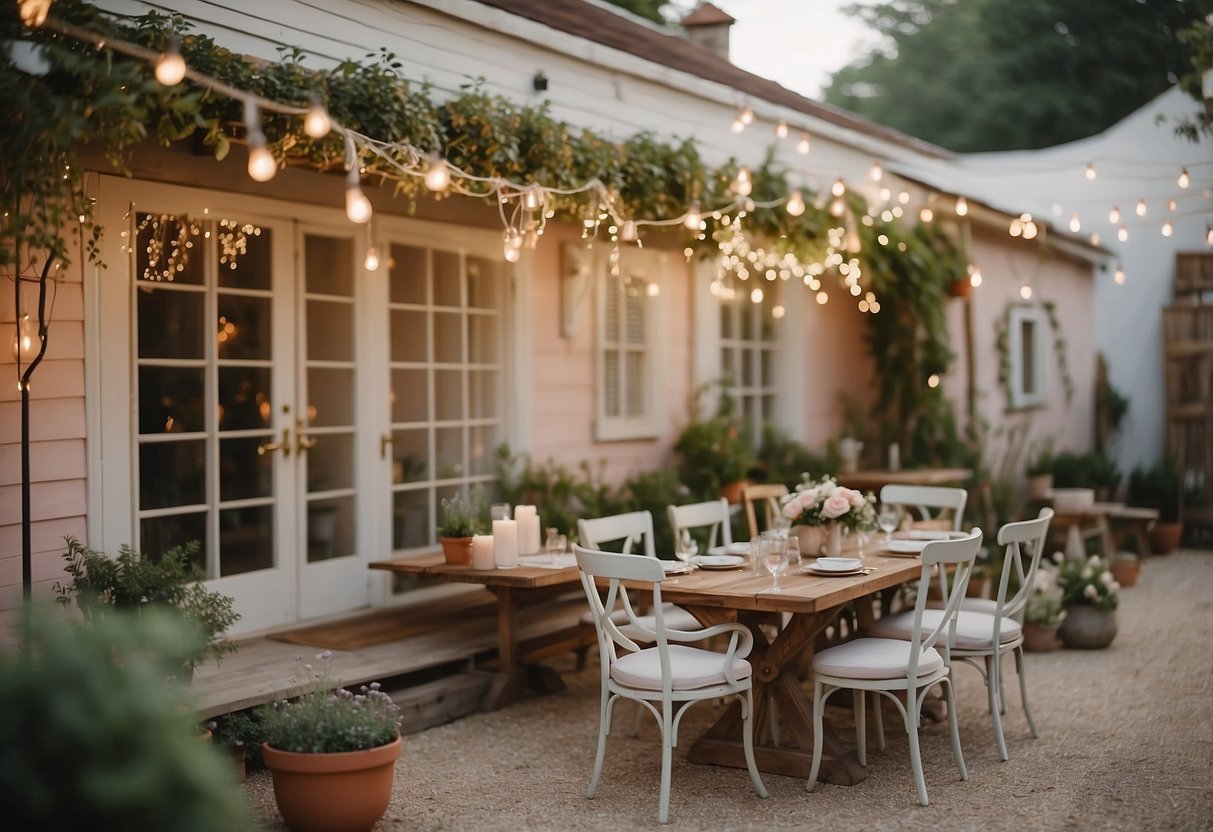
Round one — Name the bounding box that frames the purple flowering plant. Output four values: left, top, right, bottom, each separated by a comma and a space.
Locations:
260, 651, 401, 754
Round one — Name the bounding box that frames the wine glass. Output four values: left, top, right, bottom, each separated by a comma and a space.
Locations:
762, 535, 788, 592
785, 535, 802, 571
748, 536, 765, 575
675, 529, 699, 564
544, 528, 567, 565
877, 503, 902, 544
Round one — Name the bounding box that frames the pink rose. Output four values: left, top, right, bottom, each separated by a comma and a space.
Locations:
798, 486, 821, 506
842, 487, 865, 508
782, 496, 803, 520
820, 493, 851, 519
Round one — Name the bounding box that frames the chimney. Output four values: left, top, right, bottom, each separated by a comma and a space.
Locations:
681, 2, 735, 62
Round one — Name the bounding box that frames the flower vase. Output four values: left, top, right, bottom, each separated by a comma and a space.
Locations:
824, 522, 843, 557
1058, 605, 1118, 649
796, 525, 825, 557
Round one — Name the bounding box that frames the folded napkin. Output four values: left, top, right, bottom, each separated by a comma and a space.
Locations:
519, 553, 578, 569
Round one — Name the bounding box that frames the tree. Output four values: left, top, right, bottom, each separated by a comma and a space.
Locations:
823, 0, 1213, 152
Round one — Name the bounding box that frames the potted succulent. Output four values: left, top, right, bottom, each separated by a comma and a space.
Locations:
1127, 458, 1184, 554
260, 653, 402, 832
1055, 554, 1120, 649
54, 537, 240, 677
438, 489, 484, 565
1022, 562, 1066, 652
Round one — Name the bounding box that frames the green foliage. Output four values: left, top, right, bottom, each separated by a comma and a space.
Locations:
1056, 555, 1119, 611
1025, 569, 1066, 626
755, 424, 837, 487
1026, 439, 1055, 476
0, 605, 251, 830
1051, 451, 1121, 493
494, 445, 624, 540
438, 489, 485, 537
673, 385, 757, 499
825, 0, 1213, 151
615, 465, 688, 555
1172, 16, 1213, 142
1127, 457, 1185, 523
260, 654, 400, 754
55, 537, 240, 670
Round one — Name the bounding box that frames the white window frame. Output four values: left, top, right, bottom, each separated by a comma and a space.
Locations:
593, 247, 666, 441
1008, 305, 1047, 410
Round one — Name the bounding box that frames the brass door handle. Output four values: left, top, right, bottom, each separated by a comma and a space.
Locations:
297, 433, 318, 452
380, 433, 393, 460
257, 428, 292, 457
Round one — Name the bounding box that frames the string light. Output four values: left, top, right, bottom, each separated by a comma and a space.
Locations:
1135, 198, 1147, 217
1091, 232, 1100, 246
12, 314, 37, 361
424, 159, 451, 192
771, 303, 785, 319
796, 132, 810, 155
1009, 217, 1023, 237
828, 197, 845, 217
739, 105, 754, 125
682, 199, 701, 230
1117, 225, 1128, 242
619, 220, 638, 243
1114, 264, 1126, 284
1022, 215, 1038, 240
955, 196, 968, 216
897, 191, 910, 204
1020, 284, 1033, 299
730, 166, 752, 197
303, 96, 332, 139
750, 287, 764, 304
868, 161, 883, 182
775, 120, 788, 139
503, 228, 522, 262
730, 116, 744, 134
242, 100, 277, 183
919, 207, 934, 223
154, 36, 186, 86
831, 179, 846, 197
927, 374, 940, 389
968, 264, 982, 287
785, 190, 805, 217
1108, 206, 1120, 224
345, 168, 372, 224
1085, 162, 1097, 180
1178, 167, 1190, 189
1069, 213, 1081, 233
1162, 220, 1173, 238
364, 245, 380, 271
1169, 198, 1178, 212
1207, 225, 1213, 247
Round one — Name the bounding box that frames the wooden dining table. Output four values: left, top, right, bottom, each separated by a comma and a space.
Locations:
837, 467, 973, 493
654, 551, 923, 784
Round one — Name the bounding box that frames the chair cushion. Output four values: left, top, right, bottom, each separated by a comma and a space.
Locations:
870, 609, 1022, 650
612, 644, 752, 691
928, 597, 1000, 615
812, 638, 945, 681
580, 603, 701, 633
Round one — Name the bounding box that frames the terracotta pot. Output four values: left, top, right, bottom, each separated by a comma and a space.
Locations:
1058, 605, 1117, 649
1022, 621, 1062, 652
264, 736, 401, 832
1149, 522, 1183, 555
439, 536, 474, 565
1110, 556, 1141, 588
721, 480, 749, 506
948, 278, 972, 299
1027, 473, 1053, 501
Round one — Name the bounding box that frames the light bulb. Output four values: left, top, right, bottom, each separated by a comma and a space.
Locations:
1114, 265, 1126, 284
898, 191, 910, 205
1136, 199, 1147, 217
796, 133, 810, 155
1162, 220, 1173, 237
730, 118, 744, 134
1091, 232, 1100, 246
786, 191, 805, 217
1022, 220, 1038, 240
816, 291, 828, 305
1009, 218, 1023, 237
731, 166, 752, 196
364, 245, 380, 271
1117, 226, 1128, 242
683, 200, 701, 230
919, 207, 934, 223
750, 287, 764, 304
247, 135, 277, 182
829, 197, 845, 217
1169, 198, 1178, 212
345, 181, 372, 224
969, 267, 983, 287
831, 178, 846, 197
619, 220, 638, 243
503, 229, 523, 262
303, 97, 331, 139
424, 160, 450, 192
155, 38, 186, 86
1108, 206, 1120, 224
775, 120, 788, 139
955, 196, 968, 216
879, 187, 891, 203
1020, 284, 1032, 300
646, 281, 660, 297
1085, 162, 1097, 180
1178, 167, 1190, 189
19, 0, 52, 27
523, 187, 542, 211
739, 105, 754, 125
1207, 225, 1213, 247
927, 374, 940, 389
12, 314, 37, 361
869, 161, 883, 182
1069, 213, 1081, 233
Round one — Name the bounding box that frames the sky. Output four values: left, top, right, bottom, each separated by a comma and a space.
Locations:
711, 0, 881, 98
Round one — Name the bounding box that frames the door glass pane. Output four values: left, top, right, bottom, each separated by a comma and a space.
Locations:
307, 299, 354, 361
217, 294, 271, 360
467, 257, 500, 309
136, 214, 204, 285
390, 368, 428, 422
218, 367, 272, 431
141, 513, 207, 568
308, 496, 355, 562
307, 432, 355, 492
469, 425, 497, 476
435, 427, 464, 479
218, 224, 271, 290
391, 429, 429, 483
218, 505, 273, 576
219, 437, 273, 501
433, 251, 461, 307
140, 441, 206, 509
391, 310, 428, 362
392, 489, 429, 550
138, 287, 205, 359
468, 314, 498, 364
304, 235, 353, 296
307, 368, 354, 426
389, 245, 427, 304
434, 370, 463, 421
468, 370, 498, 419
139, 366, 206, 434
433, 312, 462, 363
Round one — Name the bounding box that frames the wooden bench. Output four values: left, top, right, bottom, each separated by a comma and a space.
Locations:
1105, 505, 1160, 557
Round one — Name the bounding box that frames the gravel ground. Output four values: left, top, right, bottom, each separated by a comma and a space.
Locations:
245, 549, 1213, 831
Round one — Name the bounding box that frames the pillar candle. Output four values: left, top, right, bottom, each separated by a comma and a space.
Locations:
492, 519, 518, 569
514, 505, 541, 555
472, 535, 495, 571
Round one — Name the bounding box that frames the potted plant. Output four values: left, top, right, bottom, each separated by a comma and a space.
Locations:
260, 652, 402, 832
1022, 562, 1066, 652
1025, 442, 1055, 501
1109, 551, 1142, 588
209, 709, 264, 782
1127, 457, 1184, 554
438, 489, 484, 564
780, 474, 877, 557
1055, 554, 1120, 649
674, 384, 756, 504
55, 537, 240, 677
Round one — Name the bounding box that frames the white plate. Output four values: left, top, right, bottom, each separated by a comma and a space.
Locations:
884, 539, 928, 554
816, 557, 862, 571
906, 530, 955, 541
802, 565, 865, 577
660, 560, 694, 574
708, 542, 753, 557
691, 554, 746, 570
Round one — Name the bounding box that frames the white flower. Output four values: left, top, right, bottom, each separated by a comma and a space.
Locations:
1084, 584, 1099, 600
1081, 566, 1093, 580
1089, 555, 1101, 565
1099, 571, 1114, 586
1109, 581, 1120, 593
1052, 551, 1064, 564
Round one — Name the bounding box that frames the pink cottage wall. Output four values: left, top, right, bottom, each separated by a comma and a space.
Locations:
0, 254, 89, 613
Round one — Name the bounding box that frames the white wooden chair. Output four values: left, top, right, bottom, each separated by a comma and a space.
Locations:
873, 509, 1053, 760
574, 545, 768, 824
808, 529, 982, 806
879, 484, 968, 531
741, 483, 790, 539
666, 498, 733, 554
577, 510, 700, 632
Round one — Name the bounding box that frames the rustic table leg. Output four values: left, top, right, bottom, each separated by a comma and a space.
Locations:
483, 587, 527, 711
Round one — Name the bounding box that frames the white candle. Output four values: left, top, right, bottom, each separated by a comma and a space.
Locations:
472, 535, 495, 570
492, 519, 518, 569
515, 506, 541, 555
